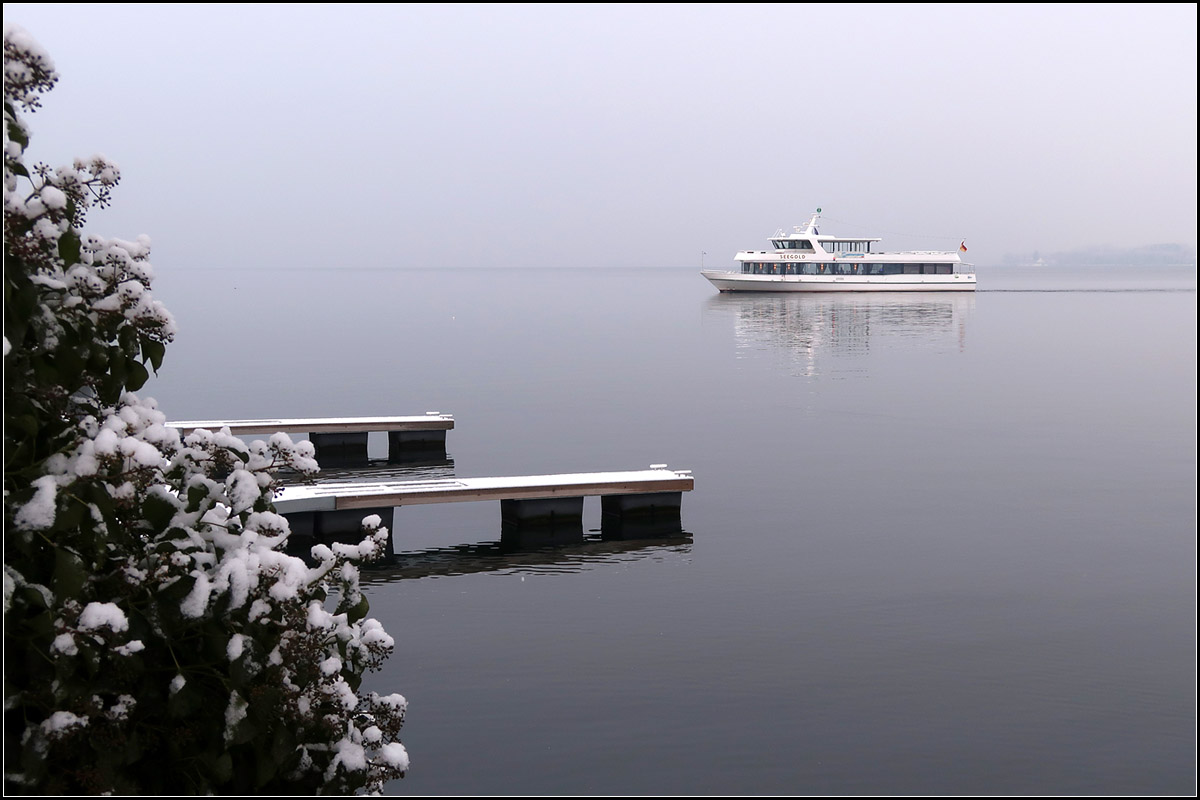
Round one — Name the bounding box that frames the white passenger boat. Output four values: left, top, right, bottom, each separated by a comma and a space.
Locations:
701, 209, 976, 292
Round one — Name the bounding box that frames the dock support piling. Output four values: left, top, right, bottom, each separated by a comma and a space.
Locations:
500, 496, 585, 547
308, 432, 369, 467
283, 506, 396, 564
601, 492, 683, 539
387, 429, 448, 462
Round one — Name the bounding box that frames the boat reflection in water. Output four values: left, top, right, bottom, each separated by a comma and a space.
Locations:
705, 291, 975, 376
360, 532, 693, 585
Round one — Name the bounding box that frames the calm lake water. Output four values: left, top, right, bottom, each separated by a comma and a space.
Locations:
148, 265, 1197, 795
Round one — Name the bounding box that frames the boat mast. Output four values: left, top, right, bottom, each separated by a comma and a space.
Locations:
801, 207, 822, 235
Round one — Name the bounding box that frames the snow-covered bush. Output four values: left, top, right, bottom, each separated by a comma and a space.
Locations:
3, 25, 407, 794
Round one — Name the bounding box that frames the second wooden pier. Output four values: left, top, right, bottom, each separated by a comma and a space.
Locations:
169, 413, 454, 464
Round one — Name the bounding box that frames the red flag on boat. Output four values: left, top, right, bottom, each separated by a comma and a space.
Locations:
959, 241, 968, 252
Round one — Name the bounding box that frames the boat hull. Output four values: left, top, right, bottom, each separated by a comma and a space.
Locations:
700, 270, 976, 293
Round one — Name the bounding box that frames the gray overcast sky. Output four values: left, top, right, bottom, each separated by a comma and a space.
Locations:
4, 3, 1196, 270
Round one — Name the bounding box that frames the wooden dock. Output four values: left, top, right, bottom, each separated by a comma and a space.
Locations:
273, 466, 692, 512
168, 413, 454, 464
166, 414, 695, 555
277, 466, 695, 554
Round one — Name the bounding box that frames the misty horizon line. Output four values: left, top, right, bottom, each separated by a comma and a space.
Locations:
164, 261, 1198, 272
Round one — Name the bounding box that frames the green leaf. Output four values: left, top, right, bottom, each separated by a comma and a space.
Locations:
186, 483, 209, 510
19, 582, 53, 614
53, 548, 88, 597
6, 115, 29, 149
257, 732, 287, 786
55, 496, 86, 532
80, 639, 101, 677
50, 349, 85, 381
87, 349, 109, 373
230, 715, 257, 746
143, 492, 176, 529
13, 413, 41, 439
211, 752, 234, 785
168, 677, 201, 718
345, 594, 370, 625
126, 358, 149, 391
141, 338, 166, 372
58, 229, 81, 266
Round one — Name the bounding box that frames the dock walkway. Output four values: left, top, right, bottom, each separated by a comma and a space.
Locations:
273, 466, 693, 512
168, 413, 454, 464
277, 466, 694, 553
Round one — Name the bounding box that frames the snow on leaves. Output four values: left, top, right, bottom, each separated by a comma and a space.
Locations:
4, 24, 405, 794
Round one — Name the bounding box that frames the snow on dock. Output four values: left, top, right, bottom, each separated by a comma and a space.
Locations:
274, 466, 694, 513
167, 413, 454, 464
168, 413, 454, 435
